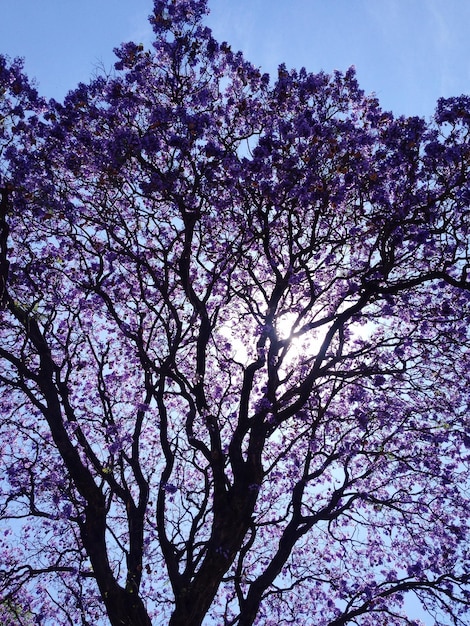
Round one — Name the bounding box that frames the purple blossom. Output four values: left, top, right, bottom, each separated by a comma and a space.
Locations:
162, 483, 178, 494
0, 7, 470, 626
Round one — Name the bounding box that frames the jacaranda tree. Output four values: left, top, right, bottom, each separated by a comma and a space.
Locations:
1, 1, 470, 624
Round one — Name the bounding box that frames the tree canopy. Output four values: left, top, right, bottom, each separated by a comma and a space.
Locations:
1, 1, 470, 624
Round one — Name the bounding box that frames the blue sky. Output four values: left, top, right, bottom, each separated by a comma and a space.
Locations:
1, 0, 470, 118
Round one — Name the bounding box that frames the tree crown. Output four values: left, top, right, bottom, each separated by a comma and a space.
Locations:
1, 2, 470, 625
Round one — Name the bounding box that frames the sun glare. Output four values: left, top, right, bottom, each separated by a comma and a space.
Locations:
220, 311, 333, 367
220, 309, 373, 369
276, 312, 330, 363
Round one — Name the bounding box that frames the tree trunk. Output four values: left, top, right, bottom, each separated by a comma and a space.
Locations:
104, 591, 152, 626
169, 491, 258, 626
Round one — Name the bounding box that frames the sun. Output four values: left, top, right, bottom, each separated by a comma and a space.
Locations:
275, 311, 329, 362
219, 309, 370, 368
276, 311, 375, 368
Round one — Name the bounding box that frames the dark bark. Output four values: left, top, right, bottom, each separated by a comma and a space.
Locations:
169, 478, 262, 626
7, 299, 152, 626
0, 186, 10, 309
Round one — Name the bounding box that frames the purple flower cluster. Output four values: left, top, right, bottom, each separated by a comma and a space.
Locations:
1, 2, 470, 625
